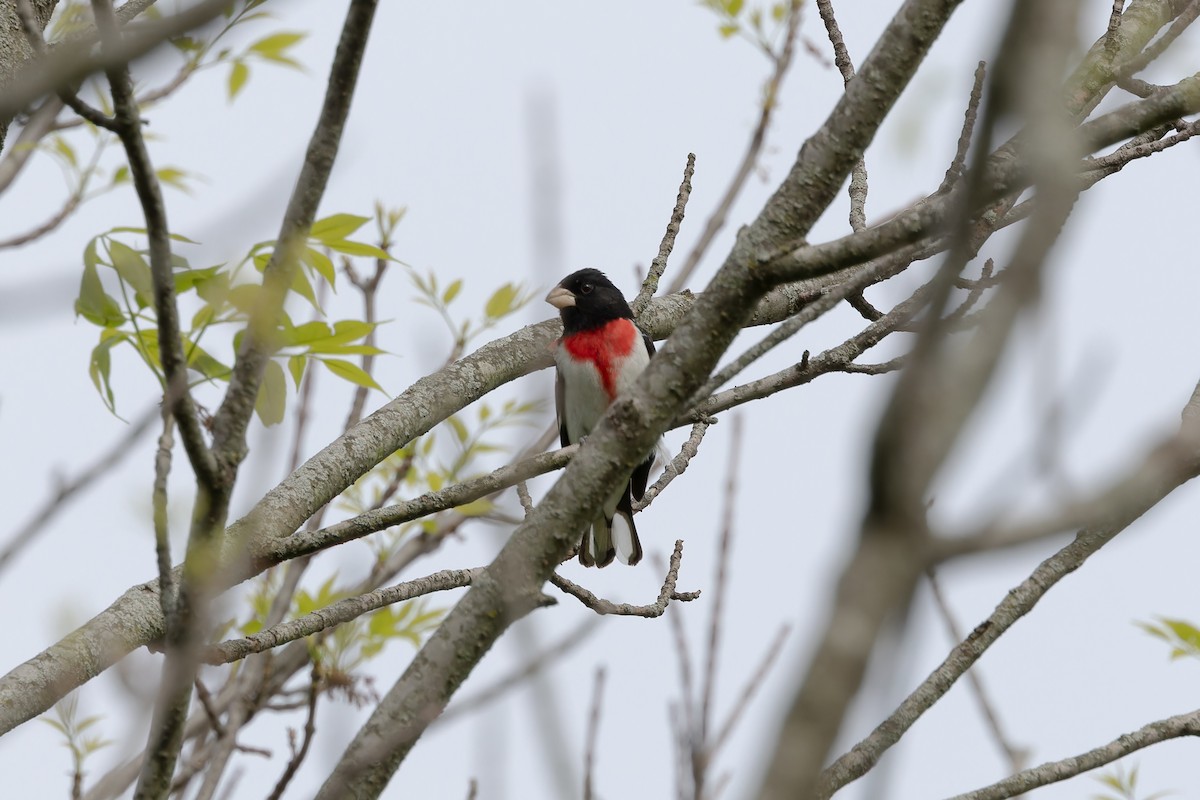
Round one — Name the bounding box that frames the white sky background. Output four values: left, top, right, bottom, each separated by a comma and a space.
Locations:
2, 1, 1200, 798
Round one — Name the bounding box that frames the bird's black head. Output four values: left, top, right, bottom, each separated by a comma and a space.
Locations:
545, 268, 634, 334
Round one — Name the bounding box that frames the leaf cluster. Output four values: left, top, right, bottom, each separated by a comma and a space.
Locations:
1136, 617, 1200, 663
75, 213, 391, 425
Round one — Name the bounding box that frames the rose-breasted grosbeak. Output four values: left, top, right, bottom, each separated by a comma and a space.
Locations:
546, 268, 655, 567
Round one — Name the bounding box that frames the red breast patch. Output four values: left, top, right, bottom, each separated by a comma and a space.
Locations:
563, 318, 638, 400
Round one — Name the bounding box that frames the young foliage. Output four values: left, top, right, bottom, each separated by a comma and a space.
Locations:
1092, 763, 1173, 800
40, 693, 112, 793
73, 212, 393, 423
1136, 617, 1200, 662
699, 0, 795, 56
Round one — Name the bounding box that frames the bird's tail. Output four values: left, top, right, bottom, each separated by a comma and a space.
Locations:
578, 484, 642, 567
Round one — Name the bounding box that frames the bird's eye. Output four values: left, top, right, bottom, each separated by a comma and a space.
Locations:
580, 283, 593, 294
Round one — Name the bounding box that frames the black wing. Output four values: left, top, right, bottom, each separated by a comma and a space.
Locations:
630, 329, 656, 500
555, 364, 569, 449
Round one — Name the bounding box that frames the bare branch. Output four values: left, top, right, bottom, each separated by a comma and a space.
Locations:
549, 540, 701, 618
437, 620, 598, 726
204, 569, 479, 665
0, 0, 233, 125
816, 378, 1200, 798
0, 404, 157, 576
665, 0, 803, 293
582, 667, 605, 800
708, 624, 790, 759
700, 416, 743, 743
632, 153, 695, 316
945, 707, 1200, 800
939, 61, 988, 192
926, 570, 1027, 772
265, 665, 320, 800
635, 419, 713, 511
152, 410, 176, 628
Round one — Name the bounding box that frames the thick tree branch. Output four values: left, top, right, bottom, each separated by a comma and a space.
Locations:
311, 2, 965, 797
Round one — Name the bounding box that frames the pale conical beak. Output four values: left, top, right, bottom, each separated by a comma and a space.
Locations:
545, 285, 576, 309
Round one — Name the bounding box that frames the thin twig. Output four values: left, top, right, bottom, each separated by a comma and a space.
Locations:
0, 405, 156, 576
667, 586, 698, 795
635, 419, 714, 511
926, 570, 1027, 772
549, 540, 700, 617
944, 707, 1200, 800
14, 0, 120, 131
153, 409, 177, 629
665, 0, 802, 294
708, 624, 790, 758
265, 664, 320, 800
204, 568, 480, 664
939, 62, 988, 193
815, 383, 1200, 799
700, 416, 743, 742
516, 481, 535, 517
0, 0, 234, 123
691, 416, 744, 798
816, 0, 869, 234
582, 667, 606, 800
632, 153, 695, 316
437, 621, 599, 726
93, 0, 215, 489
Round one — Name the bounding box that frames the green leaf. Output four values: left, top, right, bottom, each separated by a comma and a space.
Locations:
107, 226, 197, 245
726, 0, 744, 16
310, 213, 369, 243
75, 256, 125, 327
136, 328, 162, 369
446, 415, 469, 443
248, 31, 306, 67
281, 320, 332, 346
304, 343, 385, 356
111, 165, 130, 185
325, 239, 391, 259
442, 279, 462, 305
227, 283, 263, 313
456, 499, 493, 517
186, 342, 230, 382
255, 359, 287, 426
88, 331, 124, 412
319, 358, 385, 393
107, 240, 154, 302
174, 266, 221, 294
718, 22, 740, 38
302, 246, 336, 286
327, 319, 376, 344
287, 354, 306, 388
290, 264, 321, 310
228, 60, 250, 100
155, 167, 192, 193
484, 283, 518, 319
52, 135, 77, 167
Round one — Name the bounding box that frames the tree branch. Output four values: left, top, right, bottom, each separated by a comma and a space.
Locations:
548, 540, 701, 618
945, 707, 1200, 800
203, 569, 479, 665
0, 0, 231, 124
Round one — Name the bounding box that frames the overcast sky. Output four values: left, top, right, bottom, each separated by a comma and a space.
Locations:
3, 1, 1200, 799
